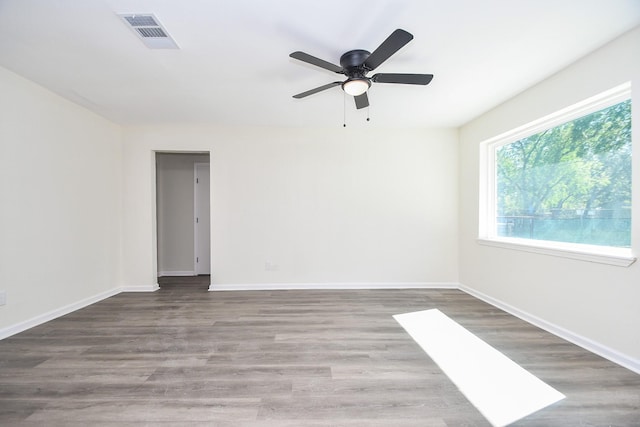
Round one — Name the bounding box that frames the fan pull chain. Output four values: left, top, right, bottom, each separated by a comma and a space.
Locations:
343, 92, 347, 127
367, 105, 370, 122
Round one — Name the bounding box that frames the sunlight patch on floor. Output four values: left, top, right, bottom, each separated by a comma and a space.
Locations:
394, 309, 565, 427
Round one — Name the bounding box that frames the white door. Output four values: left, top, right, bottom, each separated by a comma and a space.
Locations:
194, 163, 211, 275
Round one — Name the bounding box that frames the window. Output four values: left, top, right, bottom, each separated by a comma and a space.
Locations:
480, 83, 635, 266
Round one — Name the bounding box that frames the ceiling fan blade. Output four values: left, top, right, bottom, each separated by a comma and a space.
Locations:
372, 73, 434, 85
364, 29, 413, 71
354, 92, 369, 109
290, 51, 344, 73
293, 82, 342, 99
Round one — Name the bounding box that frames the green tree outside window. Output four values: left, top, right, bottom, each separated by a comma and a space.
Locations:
496, 99, 631, 247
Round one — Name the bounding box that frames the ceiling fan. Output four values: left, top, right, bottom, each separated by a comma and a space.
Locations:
290, 29, 433, 110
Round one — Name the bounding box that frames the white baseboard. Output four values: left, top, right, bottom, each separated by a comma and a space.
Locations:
209, 282, 458, 291
158, 271, 195, 277
121, 284, 160, 292
0, 287, 121, 340
459, 284, 640, 375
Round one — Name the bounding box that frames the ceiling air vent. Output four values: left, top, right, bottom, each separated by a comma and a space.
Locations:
119, 14, 179, 49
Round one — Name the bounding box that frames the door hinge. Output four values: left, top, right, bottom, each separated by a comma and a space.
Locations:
196, 257, 199, 263
196, 217, 199, 223
196, 178, 199, 184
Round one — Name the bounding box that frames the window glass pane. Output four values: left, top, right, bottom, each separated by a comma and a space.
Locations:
495, 99, 631, 247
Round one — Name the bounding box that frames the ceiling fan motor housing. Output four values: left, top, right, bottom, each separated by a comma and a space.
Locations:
340, 49, 371, 77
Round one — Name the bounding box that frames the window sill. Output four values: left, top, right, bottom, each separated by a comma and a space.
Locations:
477, 237, 636, 267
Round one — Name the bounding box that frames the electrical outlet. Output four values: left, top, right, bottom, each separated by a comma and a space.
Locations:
0, 291, 6, 306
265, 261, 279, 271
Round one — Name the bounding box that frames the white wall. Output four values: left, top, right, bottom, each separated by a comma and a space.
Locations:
156, 152, 209, 275
122, 125, 459, 288
0, 66, 122, 332
459, 28, 640, 367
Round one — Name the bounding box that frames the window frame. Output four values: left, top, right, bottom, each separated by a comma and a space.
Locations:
478, 82, 636, 267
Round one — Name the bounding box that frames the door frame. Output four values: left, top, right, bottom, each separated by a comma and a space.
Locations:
193, 162, 211, 275
154, 150, 211, 281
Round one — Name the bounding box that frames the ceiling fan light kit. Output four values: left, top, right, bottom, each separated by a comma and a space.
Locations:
290, 29, 433, 111
342, 79, 370, 96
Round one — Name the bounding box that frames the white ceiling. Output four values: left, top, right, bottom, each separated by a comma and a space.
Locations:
1, 0, 639, 128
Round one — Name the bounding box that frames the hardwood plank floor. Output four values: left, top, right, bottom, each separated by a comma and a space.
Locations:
0, 277, 638, 426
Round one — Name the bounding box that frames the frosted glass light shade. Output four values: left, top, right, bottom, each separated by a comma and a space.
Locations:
342, 79, 370, 96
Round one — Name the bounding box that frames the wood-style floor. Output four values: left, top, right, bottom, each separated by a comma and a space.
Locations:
1, 276, 638, 426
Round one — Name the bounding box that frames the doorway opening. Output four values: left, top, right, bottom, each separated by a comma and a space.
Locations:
155, 152, 210, 283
